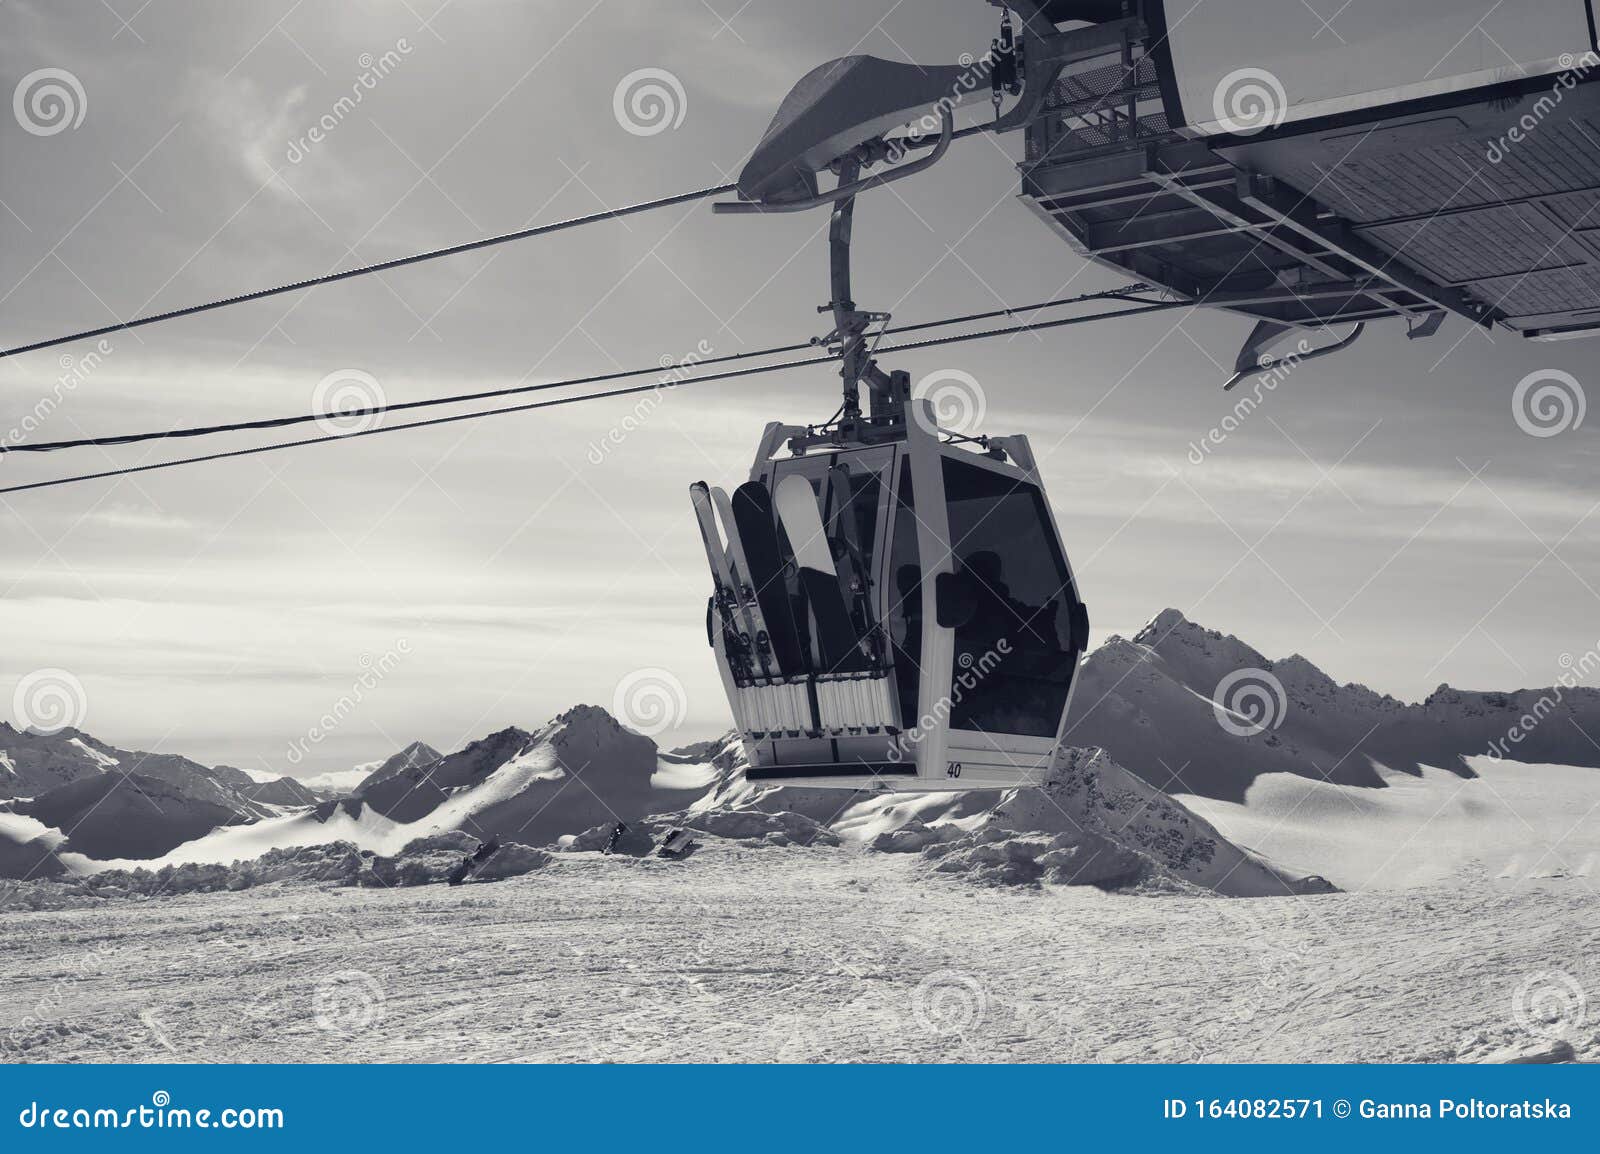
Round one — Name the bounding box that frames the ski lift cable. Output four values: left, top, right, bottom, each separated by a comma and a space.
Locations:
0, 297, 1184, 497
0, 283, 1163, 456
0, 124, 1010, 365
0, 183, 739, 363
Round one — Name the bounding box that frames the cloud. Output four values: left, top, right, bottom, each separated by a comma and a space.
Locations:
189, 70, 308, 196
85, 503, 197, 532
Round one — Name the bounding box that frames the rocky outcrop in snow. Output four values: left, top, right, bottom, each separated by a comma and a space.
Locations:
0, 831, 553, 905
668, 736, 1318, 894
879, 747, 1332, 895
568, 809, 840, 855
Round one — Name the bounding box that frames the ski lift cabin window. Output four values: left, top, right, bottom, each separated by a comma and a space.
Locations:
941, 455, 1078, 740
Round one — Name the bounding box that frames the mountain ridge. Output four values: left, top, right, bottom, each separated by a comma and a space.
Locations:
6, 608, 1596, 876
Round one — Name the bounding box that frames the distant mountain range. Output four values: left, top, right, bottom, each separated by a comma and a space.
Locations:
1063, 609, 1600, 803
0, 723, 317, 815
4, 610, 1597, 881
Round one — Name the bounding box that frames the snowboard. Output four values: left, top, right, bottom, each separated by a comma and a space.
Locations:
773, 473, 869, 674
731, 480, 810, 676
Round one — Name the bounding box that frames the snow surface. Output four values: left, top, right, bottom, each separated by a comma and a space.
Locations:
650, 757, 719, 792
66, 738, 118, 771
1176, 757, 1600, 891
3, 845, 1594, 1063
0, 811, 64, 852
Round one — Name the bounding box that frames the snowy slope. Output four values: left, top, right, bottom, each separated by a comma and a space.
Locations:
0, 811, 67, 879
11, 846, 1593, 1063
1177, 756, 1600, 891
68, 798, 405, 871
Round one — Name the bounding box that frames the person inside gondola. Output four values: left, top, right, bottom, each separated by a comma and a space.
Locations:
951, 549, 1068, 735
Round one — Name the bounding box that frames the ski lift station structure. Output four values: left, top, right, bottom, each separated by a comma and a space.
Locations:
693, 0, 1600, 791
1023, 0, 1600, 350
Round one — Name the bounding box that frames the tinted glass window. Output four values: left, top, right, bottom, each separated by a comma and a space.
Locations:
825, 464, 883, 598
887, 458, 921, 729
942, 457, 1077, 737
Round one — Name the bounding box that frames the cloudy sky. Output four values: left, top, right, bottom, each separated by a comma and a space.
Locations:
1, 0, 1596, 776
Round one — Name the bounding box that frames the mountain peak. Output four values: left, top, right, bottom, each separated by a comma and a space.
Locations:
1133, 608, 1192, 644
395, 739, 441, 763
535, 705, 656, 764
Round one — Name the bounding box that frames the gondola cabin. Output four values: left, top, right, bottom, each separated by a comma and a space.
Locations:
692, 397, 1090, 791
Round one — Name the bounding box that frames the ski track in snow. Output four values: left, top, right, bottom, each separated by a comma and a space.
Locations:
3, 845, 1596, 1064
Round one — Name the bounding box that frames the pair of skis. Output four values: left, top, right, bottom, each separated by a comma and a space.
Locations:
692, 471, 892, 736
768, 471, 898, 734
691, 482, 805, 736
770, 473, 872, 676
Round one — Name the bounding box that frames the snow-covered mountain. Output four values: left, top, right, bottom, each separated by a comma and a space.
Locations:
19, 772, 250, 861
223, 766, 321, 808
287, 742, 441, 800
0, 723, 328, 816
354, 705, 713, 845
6, 608, 1597, 889
1061, 609, 1600, 803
